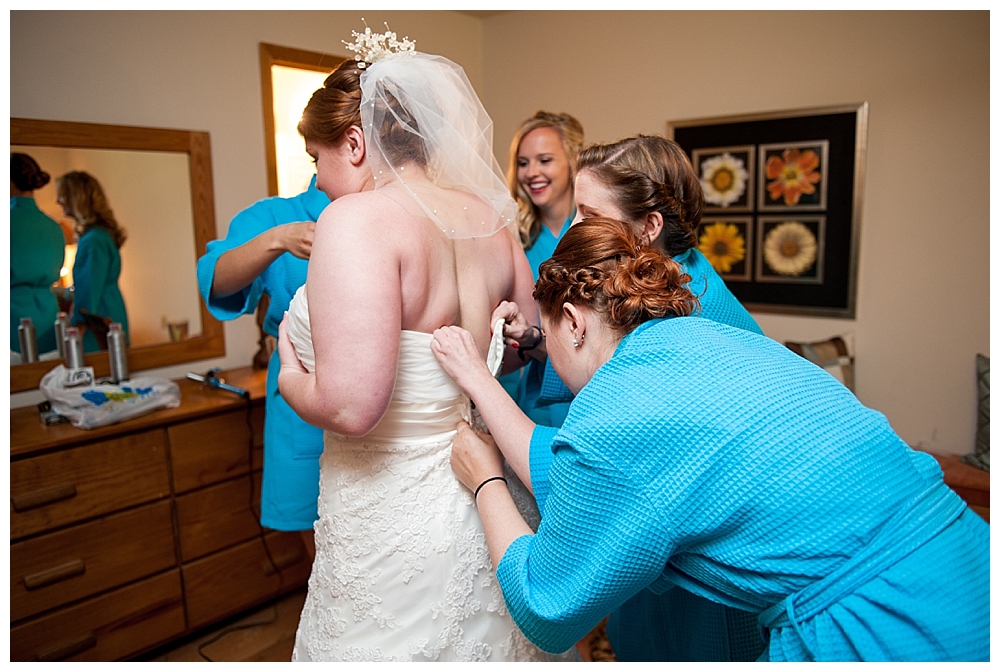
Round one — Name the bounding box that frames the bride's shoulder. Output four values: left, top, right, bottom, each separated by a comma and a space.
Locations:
316, 191, 404, 231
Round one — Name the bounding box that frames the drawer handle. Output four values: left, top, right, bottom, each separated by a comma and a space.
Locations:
36, 631, 97, 661
24, 559, 86, 590
262, 550, 304, 576
12, 484, 78, 512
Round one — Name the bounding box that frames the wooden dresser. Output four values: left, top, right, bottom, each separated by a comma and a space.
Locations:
10, 367, 313, 661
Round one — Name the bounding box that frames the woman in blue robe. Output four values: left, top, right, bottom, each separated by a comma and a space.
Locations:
10, 153, 66, 355
432, 217, 989, 662
497, 135, 766, 661
499, 111, 584, 428
197, 176, 329, 548
56, 171, 129, 353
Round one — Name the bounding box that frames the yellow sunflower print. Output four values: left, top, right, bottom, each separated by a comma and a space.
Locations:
698, 222, 745, 274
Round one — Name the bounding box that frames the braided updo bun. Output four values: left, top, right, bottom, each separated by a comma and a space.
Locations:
534, 217, 697, 337
577, 135, 704, 257
298, 59, 364, 147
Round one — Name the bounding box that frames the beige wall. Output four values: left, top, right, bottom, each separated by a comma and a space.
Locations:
482, 10, 989, 456
10, 11, 989, 458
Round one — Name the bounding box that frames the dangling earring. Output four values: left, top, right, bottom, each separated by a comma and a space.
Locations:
573, 334, 581, 348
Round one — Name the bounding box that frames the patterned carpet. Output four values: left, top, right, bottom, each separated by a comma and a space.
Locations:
582, 618, 617, 662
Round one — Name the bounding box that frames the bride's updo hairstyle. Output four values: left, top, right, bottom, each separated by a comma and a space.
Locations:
577, 135, 704, 258
298, 60, 363, 146
534, 217, 697, 338
297, 59, 426, 167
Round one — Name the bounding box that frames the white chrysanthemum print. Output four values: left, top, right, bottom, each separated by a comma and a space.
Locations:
700, 153, 748, 207
763, 221, 818, 276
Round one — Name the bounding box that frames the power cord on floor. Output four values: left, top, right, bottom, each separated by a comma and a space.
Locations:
196, 606, 279, 662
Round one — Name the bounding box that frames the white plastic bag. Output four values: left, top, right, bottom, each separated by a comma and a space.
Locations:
39, 365, 182, 429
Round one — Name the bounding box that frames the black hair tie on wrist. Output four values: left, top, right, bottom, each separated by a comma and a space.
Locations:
474, 475, 508, 500
516, 325, 544, 361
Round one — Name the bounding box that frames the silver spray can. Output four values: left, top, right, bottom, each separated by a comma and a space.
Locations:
18, 318, 39, 363
107, 323, 129, 383
54, 312, 70, 358
64, 326, 86, 369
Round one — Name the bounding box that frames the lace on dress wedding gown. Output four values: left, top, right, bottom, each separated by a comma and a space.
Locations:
284, 286, 565, 662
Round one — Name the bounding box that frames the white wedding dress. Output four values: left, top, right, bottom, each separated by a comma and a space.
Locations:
285, 287, 566, 662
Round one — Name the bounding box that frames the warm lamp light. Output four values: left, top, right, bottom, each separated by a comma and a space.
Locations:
271, 64, 331, 197
60, 243, 77, 287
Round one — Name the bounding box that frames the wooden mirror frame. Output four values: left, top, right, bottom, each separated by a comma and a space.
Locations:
10, 117, 225, 393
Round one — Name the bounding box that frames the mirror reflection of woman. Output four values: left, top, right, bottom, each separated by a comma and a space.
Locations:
10, 153, 66, 356
56, 171, 129, 353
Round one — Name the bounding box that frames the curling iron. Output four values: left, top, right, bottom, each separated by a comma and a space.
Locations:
187, 367, 249, 398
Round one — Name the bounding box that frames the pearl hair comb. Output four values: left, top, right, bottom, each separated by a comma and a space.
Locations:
343, 20, 416, 69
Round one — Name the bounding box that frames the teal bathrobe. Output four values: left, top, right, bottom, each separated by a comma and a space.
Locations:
505, 318, 989, 661
10, 196, 65, 353
196, 178, 330, 531
531, 247, 768, 661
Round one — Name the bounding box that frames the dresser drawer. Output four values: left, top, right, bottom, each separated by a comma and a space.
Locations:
10, 429, 170, 540
11, 500, 177, 622
10, 569, 185, 662
182, 532, 310, 629
169, 408, 263, 494
176, 472, 263, 562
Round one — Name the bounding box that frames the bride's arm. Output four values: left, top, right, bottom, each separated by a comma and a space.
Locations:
278, 196, 401, 436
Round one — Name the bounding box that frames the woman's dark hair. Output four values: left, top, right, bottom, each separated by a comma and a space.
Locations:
297, 59, 425, 167
56, 171, 127, 248
534, 217, 697, 337
11, 153, 51, 192
576, 135, 704, 257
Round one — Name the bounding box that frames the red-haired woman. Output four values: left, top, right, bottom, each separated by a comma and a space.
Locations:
432, 217, 989, 662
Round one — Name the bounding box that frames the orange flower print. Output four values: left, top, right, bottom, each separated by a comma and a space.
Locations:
765, 148, 822, 206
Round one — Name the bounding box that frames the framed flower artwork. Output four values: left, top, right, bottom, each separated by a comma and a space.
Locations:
758, 141, 828, 211
692, 145, 754, 213
757, 216, 825, 284
668, 103, 868, 318
698, 216, 752, 282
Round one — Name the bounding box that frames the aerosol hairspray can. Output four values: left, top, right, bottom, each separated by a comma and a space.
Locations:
107, 323, 129, 383
54, 312, 70, 358
18, 318, 39, 363
64, 327, 86, 370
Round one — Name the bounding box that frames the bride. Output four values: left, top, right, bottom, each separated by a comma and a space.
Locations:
276, 30, 568, 662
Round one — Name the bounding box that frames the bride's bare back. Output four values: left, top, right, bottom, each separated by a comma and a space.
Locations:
295, 180, 535, 437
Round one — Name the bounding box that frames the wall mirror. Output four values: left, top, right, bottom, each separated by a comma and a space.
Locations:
10, 117, 225, 393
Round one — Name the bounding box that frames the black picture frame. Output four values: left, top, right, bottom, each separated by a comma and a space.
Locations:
668, 104, 867, 318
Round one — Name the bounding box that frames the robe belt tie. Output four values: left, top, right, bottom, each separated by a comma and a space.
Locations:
758, 483, 967, 660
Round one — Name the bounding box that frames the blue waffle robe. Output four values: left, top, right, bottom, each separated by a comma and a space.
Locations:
531, 246, 767, 661
504, 318, 989, 661
71, 226, 129, 353
196, 179, 330, 530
